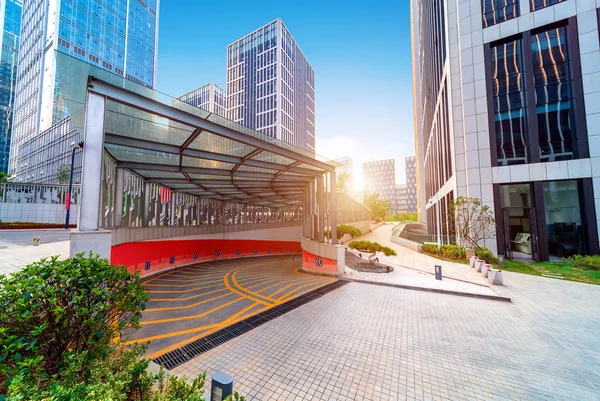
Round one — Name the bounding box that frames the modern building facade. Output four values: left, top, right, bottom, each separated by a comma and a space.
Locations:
411, 0, 600, 260
8, 0, 159, 182
394, 184, 409, 213
0, 0, 22, 173
405, 156, 417, 212
178, 83, 226, 117
363, 159, 396, 205
226, 19, 316, 151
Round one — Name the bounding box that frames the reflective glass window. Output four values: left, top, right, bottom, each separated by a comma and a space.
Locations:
531, 0, 566, 11
482, 0, 519, 28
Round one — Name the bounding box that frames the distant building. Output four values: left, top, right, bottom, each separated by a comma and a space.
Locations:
226, 19, 315, 151
363, 159, 395, 205
405, 156, 417, 212
394, 184, 408, 214
0, 0, 22, 172
9, 0, 160, 182
178, 83, 226, 117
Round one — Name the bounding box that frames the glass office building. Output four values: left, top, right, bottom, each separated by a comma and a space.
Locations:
178, 83, 226, 117
411, 0, 600, 261
8, 0, 159, 182
0, 0, 22, 173
227, 19, 316, 152
363, 159, 396, 206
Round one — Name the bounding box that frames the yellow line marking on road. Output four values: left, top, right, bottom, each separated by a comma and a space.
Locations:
278, 282, 329, 302
145, 282, 223, 294
144, 289, 231, 312
231, 268, 277, 303
150, 273, 227, 283
145, 277, 223, 288
147, 286, 226, 302
140, 297, 242, 325
233, 276, 277, 287
253, 275, 325, 295
224, 268, 273, 306
146, 301, 261, 359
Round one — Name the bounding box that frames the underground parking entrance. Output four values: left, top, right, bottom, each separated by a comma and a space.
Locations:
121, 255, 345, 369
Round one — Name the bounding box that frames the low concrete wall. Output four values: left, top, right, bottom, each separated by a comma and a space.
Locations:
345, 220, 370, 235
108, 221, 302, 246
0, 203, 79, 224
391, 236, 422, 252
301, 236, 344, 276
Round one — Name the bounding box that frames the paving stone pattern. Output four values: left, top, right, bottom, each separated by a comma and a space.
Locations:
174, 278, 600, 400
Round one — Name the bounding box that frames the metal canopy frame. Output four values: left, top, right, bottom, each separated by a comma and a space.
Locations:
86, 77, 335, 208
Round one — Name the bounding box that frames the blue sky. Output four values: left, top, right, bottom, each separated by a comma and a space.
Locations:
156, 0, 414, 187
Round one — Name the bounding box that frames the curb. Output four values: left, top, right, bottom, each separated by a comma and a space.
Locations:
340, 277, 512, 302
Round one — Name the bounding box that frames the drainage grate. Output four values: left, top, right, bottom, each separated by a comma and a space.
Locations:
153, 280, 348, 370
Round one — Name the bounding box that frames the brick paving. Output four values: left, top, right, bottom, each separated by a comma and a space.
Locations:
173, 274, 600, 400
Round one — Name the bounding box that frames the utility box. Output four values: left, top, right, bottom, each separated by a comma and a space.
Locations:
435, 265, 442, 280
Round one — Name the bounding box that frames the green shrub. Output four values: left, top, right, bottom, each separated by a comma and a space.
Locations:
440, 245, 466, 260
571, 255, 600, 271
348, 240, 397, 256
325, 225, 363, 241
475, 247, 496, 264
421, 243, 439, 255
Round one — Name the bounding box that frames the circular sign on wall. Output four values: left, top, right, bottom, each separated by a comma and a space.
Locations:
215, 251, 221, 257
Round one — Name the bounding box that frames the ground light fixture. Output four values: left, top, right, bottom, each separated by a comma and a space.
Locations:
210, 372, 233, 401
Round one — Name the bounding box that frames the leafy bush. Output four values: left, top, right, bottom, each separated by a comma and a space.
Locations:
325, 225, 363, 241
440, 245, 466, 260
348, 240, 397, 256
475, 247, 496, 264
571, 255, 600, 271
0, 253, 148, 386
421, 243, 439, 255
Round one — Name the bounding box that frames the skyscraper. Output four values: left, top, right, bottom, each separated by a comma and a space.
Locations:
411, 0, 600, 260
363, 159, 396, 205
178, 83, 226, 117
405, 156, 417, 212
8, 0, 159, 181
0, 0, 22, 173
226, 19, 315, 151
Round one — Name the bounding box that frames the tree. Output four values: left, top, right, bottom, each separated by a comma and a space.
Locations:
57, 164, 70, 185
336, 172, 352, 195
386, 212, 418, 222
361, 192, 392, 221
0, 172, 8, 183
449, 196, 496, 249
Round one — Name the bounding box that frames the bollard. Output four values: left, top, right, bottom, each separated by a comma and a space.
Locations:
211, 372, 233, 401
476, 259, 484, 273
434, 265, 442, 280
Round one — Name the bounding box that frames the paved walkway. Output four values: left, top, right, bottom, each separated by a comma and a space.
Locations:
126, 256, 335, 358
174, 275, 600, 400
343, 224, 499, 297
0, 230, 70, 276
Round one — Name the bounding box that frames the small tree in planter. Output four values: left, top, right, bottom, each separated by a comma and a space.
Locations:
449, 196, 496, 253
325, 224, 363, 243
348, 240, 397, 262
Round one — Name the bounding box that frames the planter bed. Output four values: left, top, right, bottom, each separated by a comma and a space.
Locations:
345, 251, 393, 273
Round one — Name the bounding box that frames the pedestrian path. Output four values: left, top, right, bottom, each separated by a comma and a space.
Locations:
0, 239, 69, 276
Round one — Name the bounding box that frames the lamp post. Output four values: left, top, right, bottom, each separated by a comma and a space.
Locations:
428, 195, 442, 251
65, 141, 84, 229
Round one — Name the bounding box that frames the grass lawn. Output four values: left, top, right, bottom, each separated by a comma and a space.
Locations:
502, 259, 600, 285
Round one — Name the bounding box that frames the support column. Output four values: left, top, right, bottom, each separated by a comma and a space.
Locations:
71, 91, 111, 259
114, 168, 124, 227
317, 175, 324, 242
170, 192, 176, 226
143, 183, 151, 227
78, 92, 106, 231
330, 171, 337, 244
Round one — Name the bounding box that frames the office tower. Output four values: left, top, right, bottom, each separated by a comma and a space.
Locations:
0, 0, 22, 173
178, 83, 226, 117
394, 184, 408, 214
226, 19, 315, 151
405, 156, 417, 212
411, 0, 600, 260
363, 159, 396, 205
9, 0, 160, 182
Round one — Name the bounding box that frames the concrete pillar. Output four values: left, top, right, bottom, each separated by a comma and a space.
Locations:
78, 91, 106, 232
317, 175, 324, 242
142, 183, 151, 227
114, 168, 124, 227
330, 171, 337, 244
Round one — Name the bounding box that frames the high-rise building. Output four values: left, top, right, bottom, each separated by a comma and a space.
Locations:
363, 159, 395, 205
411, 0, 600, 260
178, 83, 226, 117
405, 156, 417, 212
0, 0, 22, 173
8, 0, 160, 182
394, 184, 408, 214
226, 19, 315, 151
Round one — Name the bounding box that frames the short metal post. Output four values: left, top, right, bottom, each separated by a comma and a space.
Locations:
435, 265, 442, 280
211, 372, 233, 401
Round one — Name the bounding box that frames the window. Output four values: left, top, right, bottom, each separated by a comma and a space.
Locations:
530, 0, 566, 11
482, 0, 519, 28
531, 25, 575, 162
490, 39, 528, 166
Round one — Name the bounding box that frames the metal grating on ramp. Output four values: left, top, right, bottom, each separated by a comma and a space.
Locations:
153, 280, 348, 370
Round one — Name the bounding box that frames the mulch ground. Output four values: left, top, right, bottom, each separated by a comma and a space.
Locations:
345, 251, 393, 273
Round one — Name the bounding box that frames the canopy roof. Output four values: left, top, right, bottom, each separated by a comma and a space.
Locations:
55, 52, 336, 208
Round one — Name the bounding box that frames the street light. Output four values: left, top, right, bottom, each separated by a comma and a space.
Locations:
65, 141, 84, 229
428, 195, 442, 251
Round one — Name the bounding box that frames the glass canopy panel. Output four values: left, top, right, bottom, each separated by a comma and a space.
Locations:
236, 165, 278, 174
296, 163, 324, 171
167, 184, 199, 190
181, 156, 236, 171
187, 174, 234, 181
249, 151, 297, 166
132, 170, 186, 179
105, 144, 180, 166
187, 131, 256, 157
